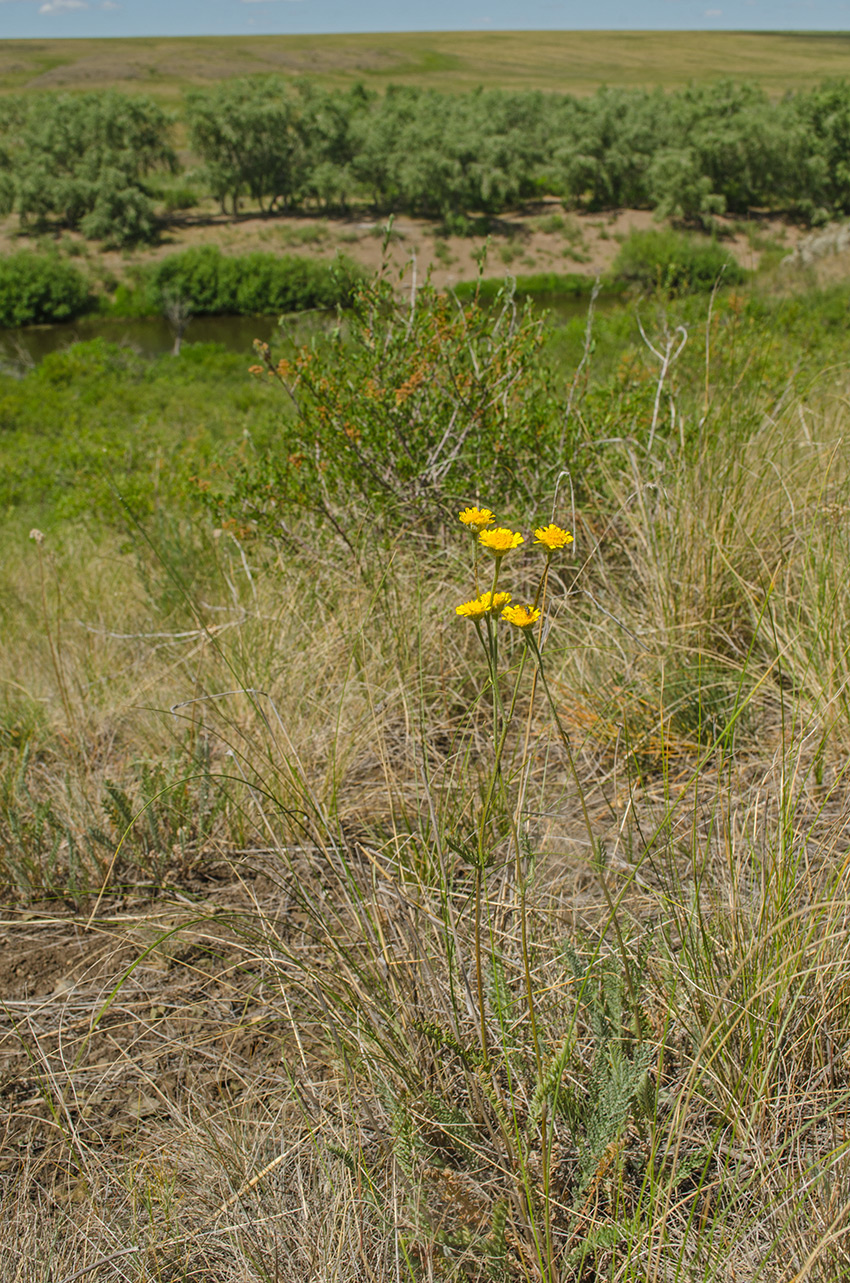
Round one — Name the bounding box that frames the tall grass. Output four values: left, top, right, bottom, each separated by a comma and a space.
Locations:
4, 282, 850, 1278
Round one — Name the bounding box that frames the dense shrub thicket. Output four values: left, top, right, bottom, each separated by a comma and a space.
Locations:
4, 77, 850, 243
612, 228, 747, 290
115, 246, 363, 317
0, 252, 91, 327
183, 76, 850, 228
0, 92, 175, 246
0, 248, 360, 327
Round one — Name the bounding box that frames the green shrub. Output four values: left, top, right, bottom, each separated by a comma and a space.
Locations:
647, 148, 726, 227
0, 253, 92, 328
116, 246, 362, 317
613, 228, 746, 293
78, 176, 159, 247
186, 78, 304, 216
210, 273, 557, 539
162, 186, 199, 212
454, 271, 602, 305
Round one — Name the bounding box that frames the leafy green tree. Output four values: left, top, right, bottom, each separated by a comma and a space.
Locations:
349, 86, 550, 224
0, 98, 25, 218
553, 89, 669, 209
791, 80, 850, 217
295, 81, 369, 211
675, 82, 798, 215
2, 92, 174, 246
648, 149, 726, 227
186, 78, 304, 215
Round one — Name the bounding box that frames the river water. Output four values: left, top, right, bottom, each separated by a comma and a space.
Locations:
0, 293, 606, 368
0, 313, 291, 366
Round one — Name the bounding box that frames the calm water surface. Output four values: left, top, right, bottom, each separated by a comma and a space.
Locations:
0, 313, 289, 365
0, 294, 610, 367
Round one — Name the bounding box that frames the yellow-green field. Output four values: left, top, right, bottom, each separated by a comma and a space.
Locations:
3, 30, 850, 98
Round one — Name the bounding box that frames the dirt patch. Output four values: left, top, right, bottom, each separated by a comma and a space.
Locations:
0, 918, 124, 1001
0, 874, 292, 1188
0, 203, 801, 296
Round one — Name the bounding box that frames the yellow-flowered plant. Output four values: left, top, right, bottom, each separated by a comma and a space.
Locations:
456, 591, 512, 619
478, 527, 524, 557
449, 502, 602, 1279
533, 523, 574, 552
502, 603, 541, 629
459, 506, 495, 529
451, 501, 589, 1276
453, 505, 577, 1061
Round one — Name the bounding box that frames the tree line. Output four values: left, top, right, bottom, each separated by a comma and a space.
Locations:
2, 76, 850, 244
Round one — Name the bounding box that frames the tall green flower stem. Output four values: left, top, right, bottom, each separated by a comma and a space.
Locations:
524, 630, 642, 1022
468, 551, 512, 1069
470, 603, 528, 1067
485, 552, 504, 739
511, 563, 559, 1283
469, 620, 558, 1282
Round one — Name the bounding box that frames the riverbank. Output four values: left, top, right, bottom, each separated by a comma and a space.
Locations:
0, 201, 792, 303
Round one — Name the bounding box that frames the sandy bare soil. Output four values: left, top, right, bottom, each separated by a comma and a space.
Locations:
0, 202, 801, 293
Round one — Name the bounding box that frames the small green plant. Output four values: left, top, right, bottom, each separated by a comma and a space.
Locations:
613, 228, 746, 293
98, 744, 224, 887
535, 213, 567, 235
278, 220, 330, 246
162, 185, 200, 213
432, 237, 455, 266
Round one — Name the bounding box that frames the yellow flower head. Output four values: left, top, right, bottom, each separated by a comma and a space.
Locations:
456, 591, 512, 620
534, 524, 574, 553
478, 527, 524, 557
459, 506, 495, 529
501, 603, 541, 630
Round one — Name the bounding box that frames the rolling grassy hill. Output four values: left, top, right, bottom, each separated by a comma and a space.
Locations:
3, 30, 850, 99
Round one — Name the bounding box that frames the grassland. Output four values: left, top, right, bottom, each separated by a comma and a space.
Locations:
6, 34, 850, 1277
5, 254, 850, 1277
4, 30, 850, 98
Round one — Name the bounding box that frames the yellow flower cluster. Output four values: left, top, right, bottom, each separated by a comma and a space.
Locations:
533, 524, 573, 552
456, 591, 512, 620
459, 506, 495, 529
501, 603, 541, 630
454, 507, 571, 631
479, 528, 524, 556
